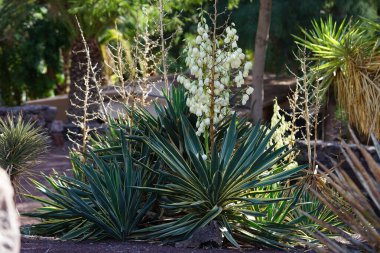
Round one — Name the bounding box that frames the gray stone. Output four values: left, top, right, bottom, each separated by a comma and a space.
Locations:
42, 107, 57, 122
50, 120, 64, 133
175, 221, 223, 249
0, 169, 20, 253
0, 105, 57, 131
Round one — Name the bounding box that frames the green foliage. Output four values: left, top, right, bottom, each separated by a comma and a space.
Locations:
0, 2, 69, 105
67, 0, 130, 37
243, 180, 342, 244
324, 0, 380, 20
1, 0, 380, 105
217, 0, 380, 72
0, 115, 48, 186
129, 85, 196, 151
23, 131, 157, 240
288, 191, 342, 238
294, 16, 380, 138
136, 114, 307, 248
122, 85, 249, 155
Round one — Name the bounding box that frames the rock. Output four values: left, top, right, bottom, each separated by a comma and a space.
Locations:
0, 169, 20, 253
50, 120, 64, 133
175, 221, 223, 248
50, 120, 65, 147
42, 107, 57, 122
0, 105, 57, 131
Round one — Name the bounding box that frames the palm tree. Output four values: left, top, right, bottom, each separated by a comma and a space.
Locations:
1, 0, 129, 118
46, 0, 129, 122
294, 17, 380, 139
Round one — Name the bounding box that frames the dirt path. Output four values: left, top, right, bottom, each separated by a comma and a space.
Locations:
16, 145, 71, 226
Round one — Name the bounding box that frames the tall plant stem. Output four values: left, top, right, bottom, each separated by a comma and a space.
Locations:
312, 80, 321, 171
159, 0, 169, 94
302, 59, 312, 167
209, 0, 218, 153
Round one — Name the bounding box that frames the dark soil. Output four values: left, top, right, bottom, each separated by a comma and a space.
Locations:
21, 236, 294, 253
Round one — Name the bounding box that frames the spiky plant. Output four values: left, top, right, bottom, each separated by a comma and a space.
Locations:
294, 16, 380, 139
23, 131, 157, 240
135, 114, 307, 249
0, 115, 48, 190
303, 130, 380, 253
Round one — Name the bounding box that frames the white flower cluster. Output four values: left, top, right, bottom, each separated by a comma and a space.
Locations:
177, 19, 253, 136
270, 98, 298, 166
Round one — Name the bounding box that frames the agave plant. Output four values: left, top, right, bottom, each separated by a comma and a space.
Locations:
0, 115, 48, 189
303, 130, 380, 253
294, 16, 380, 138
23, 131, 157, 240
135, 114, 307, 248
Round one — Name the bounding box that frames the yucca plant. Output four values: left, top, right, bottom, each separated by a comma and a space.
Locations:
294, 16, 380, 138
135, 114, 307, 249
102, 85, 250, 156
288, 191, 343, 241
303, 130, 380, 253
0, 115, 48, 189
243, 182, 342, 246
23, 131, 157, 240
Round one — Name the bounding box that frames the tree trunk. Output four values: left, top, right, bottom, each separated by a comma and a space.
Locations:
323, 87, 342, 141
250, 0, 272, 121
55, 48, 71, 95
67, 38, 104, 123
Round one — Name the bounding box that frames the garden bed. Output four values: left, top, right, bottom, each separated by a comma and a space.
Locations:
17, 139, 306, 253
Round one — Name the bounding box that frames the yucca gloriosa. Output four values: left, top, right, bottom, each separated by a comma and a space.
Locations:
294, 16, 380, 138
98, 85, 249, 156
135, 114, 307, 248
23, 131, 157, 240
0, 115, 48, 189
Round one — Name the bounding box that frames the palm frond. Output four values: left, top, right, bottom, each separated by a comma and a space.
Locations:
294, 16, 380, 138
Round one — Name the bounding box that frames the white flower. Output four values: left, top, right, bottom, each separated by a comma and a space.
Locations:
244, 61, 252, 71
196, 36, 202, 44
246, 87, 254, 95
197, 25, 204, 34
180, 18, 251, 136
191, 65, 198, 75
242, 94, 249, 105
201, 154, 207, 160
